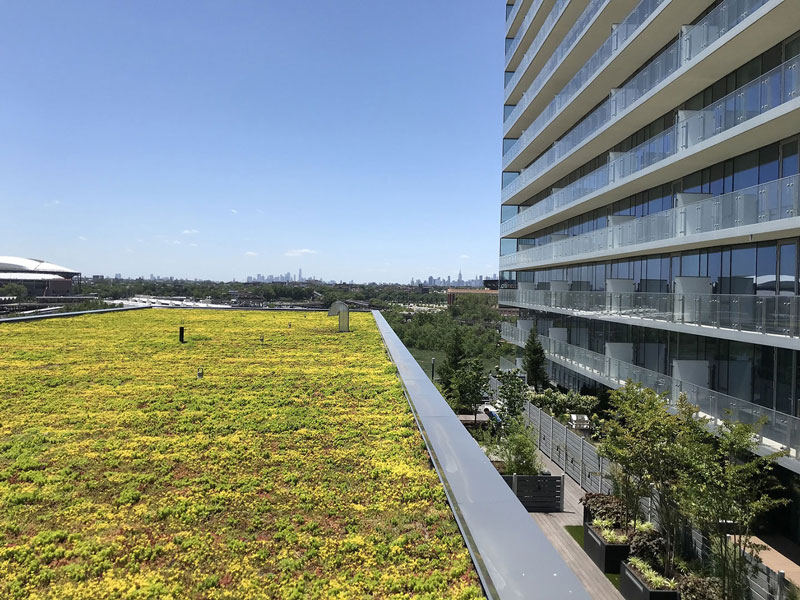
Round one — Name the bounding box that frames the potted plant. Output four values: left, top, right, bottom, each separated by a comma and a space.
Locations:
620, 558, 679, 600
580, 492, 624, 525
485, 416, 564, 512
619, 525, 680, 599
583, 517, 631, 574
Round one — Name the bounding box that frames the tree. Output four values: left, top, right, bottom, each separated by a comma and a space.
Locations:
0, 283, 27, 299
437, 328, 466, 391
446, 358, 487, 417
488, 416, 542, 475
601, 383, 699, 577
598, 382, 660, 537
494, 368, 528, 426
677, 415, 788, 600
522, 332, 549, 391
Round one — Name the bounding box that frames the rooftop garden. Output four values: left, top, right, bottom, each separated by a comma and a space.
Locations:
0, 310, 481, 599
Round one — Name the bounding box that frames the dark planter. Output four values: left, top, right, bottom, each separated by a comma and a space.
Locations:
583, 505, 592, 524
501, 474, 564, 512
619, 562, 680, 600
583, 523, 629, 574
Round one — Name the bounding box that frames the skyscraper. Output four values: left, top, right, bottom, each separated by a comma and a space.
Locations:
499, 1, 800, 479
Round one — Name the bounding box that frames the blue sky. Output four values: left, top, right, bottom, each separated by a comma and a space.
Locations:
1, 1, 502, 283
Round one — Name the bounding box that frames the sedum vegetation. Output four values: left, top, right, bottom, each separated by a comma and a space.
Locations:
0, 310, 481, 599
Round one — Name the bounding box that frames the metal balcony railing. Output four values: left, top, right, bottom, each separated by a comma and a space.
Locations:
500, 174, 800, 267
501, 54, 800, 233
502, 0, 775, 192
501, 323, 800, 456
500, 287, 800, 338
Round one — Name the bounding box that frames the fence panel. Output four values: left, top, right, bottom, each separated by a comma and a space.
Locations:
552, 421, 567, 469
565, 432, 583, 482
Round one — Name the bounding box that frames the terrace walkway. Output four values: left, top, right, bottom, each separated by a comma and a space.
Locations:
532, 451, 623, 600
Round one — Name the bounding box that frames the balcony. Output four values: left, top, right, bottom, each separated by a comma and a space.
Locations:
499, 53, 800, 235
505, 0, 530, 38
505, 0, 559, 72
504, 0, 633, 109
501, 174, 800, 268
502, 0, 797, 199
501, 323, 800, 461
499, 286, 800, 350
504, 0, 672, 142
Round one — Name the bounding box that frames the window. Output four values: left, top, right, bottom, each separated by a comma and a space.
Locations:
756, 243, 777, 295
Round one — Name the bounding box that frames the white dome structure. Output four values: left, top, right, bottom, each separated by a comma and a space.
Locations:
0, 257, 80, 297
0, 256, 79, 277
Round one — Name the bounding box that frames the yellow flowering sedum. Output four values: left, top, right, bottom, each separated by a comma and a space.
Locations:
0, 310, 482, 599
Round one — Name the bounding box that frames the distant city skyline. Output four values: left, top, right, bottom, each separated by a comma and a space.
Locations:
89, 266, 496, 286
1, 1, 502, 283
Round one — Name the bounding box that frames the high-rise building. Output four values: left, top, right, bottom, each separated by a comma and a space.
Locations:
499, 1, 800, 484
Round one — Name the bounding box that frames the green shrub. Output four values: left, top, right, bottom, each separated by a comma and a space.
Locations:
580, 493, 625, 527
629, 527, 664, 567
628, 557, 677, 590
678, 574, 722, 600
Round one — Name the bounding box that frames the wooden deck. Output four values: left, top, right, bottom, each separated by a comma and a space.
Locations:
532, 451, 623, 600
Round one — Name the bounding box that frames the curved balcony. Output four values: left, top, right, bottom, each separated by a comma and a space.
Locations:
501, 324, 800, 458
499, 53, 800, 238
504, 0, 622, 105
499, 287, 800, 347
505, 0, 570, 85
505, 0, 559, 71
502, 0, 786, 189
503, 0, 677, 138
501, 174, 800, 271
505, 0, 529, 38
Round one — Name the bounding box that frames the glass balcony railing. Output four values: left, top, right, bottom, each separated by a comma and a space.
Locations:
503, 0, 772, 178
501, 53, 800, 232
500, 356, 519, 372
501, 323, 800, 456
505, 0, 552, 66
500, 174, 800, 266
504, 0, 668, 137
500, 286, 800, 338
506, 0, 524, 35
505, 0, 568, 84
505, 0, 605, 103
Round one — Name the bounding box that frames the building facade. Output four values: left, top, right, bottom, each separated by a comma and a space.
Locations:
499, 0, 800, 518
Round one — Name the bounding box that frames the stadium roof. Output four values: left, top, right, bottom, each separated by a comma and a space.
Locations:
0, 257, 79, 277
0, 272, 71, 281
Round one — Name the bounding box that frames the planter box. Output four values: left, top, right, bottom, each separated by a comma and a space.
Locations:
583, 523, 629, 574
583, 505, 592, 524
619, 562, 679, 600
502, 474, 564, 512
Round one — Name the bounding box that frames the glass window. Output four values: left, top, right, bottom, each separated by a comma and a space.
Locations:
756, 243, 777, 295
782, 141, 799, 178
759, 144, 780, 184
733, 151, 759, 191
681, 252, 701, 277
730, 245, 756, 294
776, 349, 794, 416
501, 205, 518, 223
500, 238, 517, 256
786, 35, 800, 60
779, 242, 797, 295
502, 172, 519, 187
753, 346, 775, 410
708, 250, 722, 291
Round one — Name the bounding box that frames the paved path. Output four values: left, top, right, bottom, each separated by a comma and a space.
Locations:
532, 451, 624, 600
